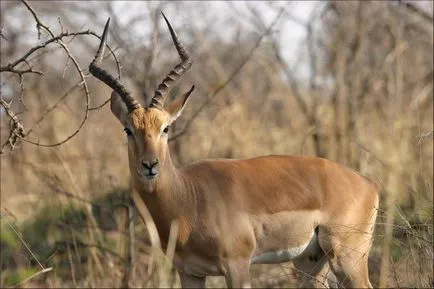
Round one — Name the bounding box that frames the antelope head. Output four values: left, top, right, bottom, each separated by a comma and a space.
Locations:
89, 14, 194, 188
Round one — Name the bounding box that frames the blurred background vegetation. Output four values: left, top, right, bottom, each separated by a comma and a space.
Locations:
0, 1, 432, 288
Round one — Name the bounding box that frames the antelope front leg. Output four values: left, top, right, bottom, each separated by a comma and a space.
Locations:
178, 271, 206, 288
224, 259, 251, 288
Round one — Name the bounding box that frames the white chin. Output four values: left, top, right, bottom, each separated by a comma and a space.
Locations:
144, 175, 157, 181
140, 173, 158, 182
136, 169, 158, 182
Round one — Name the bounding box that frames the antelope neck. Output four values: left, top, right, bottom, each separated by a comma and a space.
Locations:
134, 150, 197, 226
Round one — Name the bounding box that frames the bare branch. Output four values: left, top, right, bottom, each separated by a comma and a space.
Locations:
1, 1, 123, 152
21, 0, 54, 39
1, 31, 107, 73
0, 66, 44, 76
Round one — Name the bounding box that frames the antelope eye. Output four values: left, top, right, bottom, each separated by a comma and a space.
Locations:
124, 128, 132, 136
163, 126, 170, 134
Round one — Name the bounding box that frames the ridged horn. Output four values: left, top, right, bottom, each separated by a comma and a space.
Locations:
149, 12, 193, 110
89, 18, 141, 113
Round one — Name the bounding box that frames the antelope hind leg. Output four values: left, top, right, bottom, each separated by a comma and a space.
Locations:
293, 258, 338, 288
224, 259, 251, 288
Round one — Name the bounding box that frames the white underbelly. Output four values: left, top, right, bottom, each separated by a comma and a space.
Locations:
250, 244, 309, 264
250, 230, 319, 264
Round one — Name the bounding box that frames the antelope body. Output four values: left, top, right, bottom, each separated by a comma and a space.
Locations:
90, 15, 379, 288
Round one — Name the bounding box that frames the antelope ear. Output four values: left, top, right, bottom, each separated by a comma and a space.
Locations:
110, 91, 128, 125
165, 85, 195, 123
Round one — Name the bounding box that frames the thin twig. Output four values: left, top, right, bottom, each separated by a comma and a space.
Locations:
12, 268, 53, 288
1, 208, 45, 270
169, 7, 285, 141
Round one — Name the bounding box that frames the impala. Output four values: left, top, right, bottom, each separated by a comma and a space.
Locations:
89, 14, 379, 288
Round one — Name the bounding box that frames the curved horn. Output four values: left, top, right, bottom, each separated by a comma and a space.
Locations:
149, 12, 193, 110
89, 18, 141, 113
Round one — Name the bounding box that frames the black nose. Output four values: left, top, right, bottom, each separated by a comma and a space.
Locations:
142, 159, 159, 171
